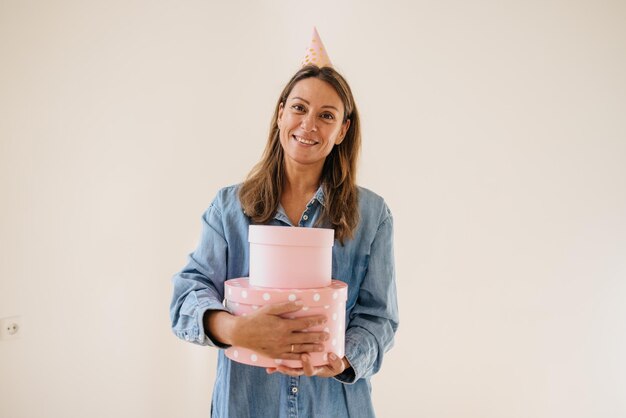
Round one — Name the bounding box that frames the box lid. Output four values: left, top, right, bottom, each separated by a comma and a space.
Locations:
225, 278, 347, 306
249, 225, 334, 247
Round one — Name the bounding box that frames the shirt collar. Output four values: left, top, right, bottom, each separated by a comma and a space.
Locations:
313, 184, 326, 207
272, 184, 327, 225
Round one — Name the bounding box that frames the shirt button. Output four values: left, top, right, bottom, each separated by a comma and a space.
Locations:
291, 387, 298, 394
302, 215, 309, 221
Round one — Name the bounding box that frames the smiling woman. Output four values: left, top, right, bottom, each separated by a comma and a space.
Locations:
170, 32, 398, 418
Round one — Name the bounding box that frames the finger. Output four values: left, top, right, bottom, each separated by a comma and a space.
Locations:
301, 354, 316, 376
279, 353, 308, 361
274, 366, 305, 376
287, 315, 327, 331
263, 301, 305, 316
288, 343, 326, 354
326, 352, 344, 373
290, 332, 329, 345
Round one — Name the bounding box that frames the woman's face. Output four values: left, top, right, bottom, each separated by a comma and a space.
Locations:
277, 77, 350, 172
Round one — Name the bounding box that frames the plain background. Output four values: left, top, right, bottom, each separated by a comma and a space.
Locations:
1, 1, 625, 417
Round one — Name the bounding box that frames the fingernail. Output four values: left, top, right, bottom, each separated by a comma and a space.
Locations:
330, 353, 337, 360
294, 301, 304, 306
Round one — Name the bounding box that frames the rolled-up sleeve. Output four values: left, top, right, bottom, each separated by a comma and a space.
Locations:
335, 208, 399, 384
169, 201, 232, 348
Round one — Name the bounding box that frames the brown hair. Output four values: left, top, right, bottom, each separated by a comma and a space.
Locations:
239, 65, 361, 244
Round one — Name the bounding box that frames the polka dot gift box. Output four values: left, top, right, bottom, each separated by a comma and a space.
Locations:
224, 225, 348, 368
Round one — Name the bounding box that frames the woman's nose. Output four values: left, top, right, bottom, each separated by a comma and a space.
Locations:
300, 113, 317, 132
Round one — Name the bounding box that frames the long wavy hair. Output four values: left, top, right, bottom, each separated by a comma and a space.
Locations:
239, 65, 361, 244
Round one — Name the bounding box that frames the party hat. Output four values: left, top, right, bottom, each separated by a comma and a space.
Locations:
301, 27, 333, 68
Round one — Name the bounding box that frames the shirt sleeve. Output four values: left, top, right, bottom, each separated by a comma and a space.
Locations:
169, 200, 232, 348
334, 207, 399, 384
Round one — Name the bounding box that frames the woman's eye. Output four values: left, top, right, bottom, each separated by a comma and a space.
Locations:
320, 113, 335, 120
291, 104, 306, 112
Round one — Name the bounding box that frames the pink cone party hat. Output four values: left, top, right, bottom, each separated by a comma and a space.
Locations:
301, 27, 333, 68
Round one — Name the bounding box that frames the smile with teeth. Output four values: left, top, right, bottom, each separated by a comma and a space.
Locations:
293, 135, 318, 145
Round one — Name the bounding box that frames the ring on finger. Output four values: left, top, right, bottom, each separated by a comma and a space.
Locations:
291, 344, 295, 353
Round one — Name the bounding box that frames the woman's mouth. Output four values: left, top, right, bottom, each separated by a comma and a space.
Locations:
293, 135, 318, 145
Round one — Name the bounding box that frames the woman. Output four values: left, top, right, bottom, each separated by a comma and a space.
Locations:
170, 64, 398, 418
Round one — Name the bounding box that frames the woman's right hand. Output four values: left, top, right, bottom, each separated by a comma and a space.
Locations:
204, 301, 329, 360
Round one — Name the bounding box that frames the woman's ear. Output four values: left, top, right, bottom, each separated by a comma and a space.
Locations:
336, 119, 351, 145
277, 102, 284, 124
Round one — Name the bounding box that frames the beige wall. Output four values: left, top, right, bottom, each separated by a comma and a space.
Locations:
1, 1, 625, 417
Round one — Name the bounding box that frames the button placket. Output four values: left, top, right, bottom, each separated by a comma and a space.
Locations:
288, 376, 299, 418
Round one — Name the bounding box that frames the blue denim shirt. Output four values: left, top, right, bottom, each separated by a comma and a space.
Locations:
170, 184, 399, 418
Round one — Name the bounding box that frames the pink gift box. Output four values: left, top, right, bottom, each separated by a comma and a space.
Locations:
249, 225, 334, 289
223, 225, 348, 368
224, 278, 347, 368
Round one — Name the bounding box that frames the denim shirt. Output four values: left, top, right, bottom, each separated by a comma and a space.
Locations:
170, 184, 399, 418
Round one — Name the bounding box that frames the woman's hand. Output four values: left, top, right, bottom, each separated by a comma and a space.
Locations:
206, 301, 329, 360
236, 301, 330, 359
265, 352, 351, 378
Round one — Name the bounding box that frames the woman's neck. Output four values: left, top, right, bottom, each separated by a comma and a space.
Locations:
281, 161, 322, 225
282, 160, 322, 197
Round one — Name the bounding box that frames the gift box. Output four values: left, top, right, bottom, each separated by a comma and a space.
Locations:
224, 278, 347, 367
249, 225, 334, 288
223, 225, 348, 368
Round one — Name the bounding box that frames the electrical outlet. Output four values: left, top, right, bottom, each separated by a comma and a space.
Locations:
0, 316, 22, 340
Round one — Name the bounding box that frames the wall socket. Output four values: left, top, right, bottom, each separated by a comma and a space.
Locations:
0, 316, 22, 340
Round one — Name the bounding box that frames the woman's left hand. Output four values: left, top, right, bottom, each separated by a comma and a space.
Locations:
266, 352, 350, 378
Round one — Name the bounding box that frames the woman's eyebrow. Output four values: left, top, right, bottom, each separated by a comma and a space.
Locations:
290, 96, 339, 112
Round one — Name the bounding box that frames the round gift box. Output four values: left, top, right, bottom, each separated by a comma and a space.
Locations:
224, 278, 348, 368
248, 225, 334, 289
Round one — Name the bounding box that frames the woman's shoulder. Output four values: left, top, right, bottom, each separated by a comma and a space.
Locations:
357, 185, 385, 203
356, 185, 392, 224
208, 183, 243, 213
214, 183, 242, 199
